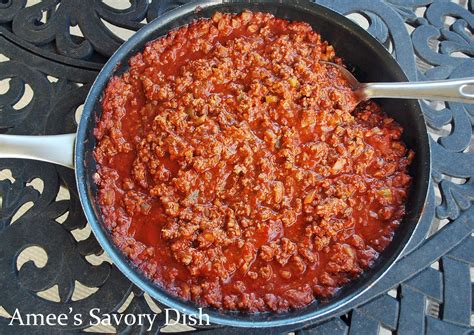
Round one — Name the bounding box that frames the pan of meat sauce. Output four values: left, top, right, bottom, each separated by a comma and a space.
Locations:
93, 11, 413, 313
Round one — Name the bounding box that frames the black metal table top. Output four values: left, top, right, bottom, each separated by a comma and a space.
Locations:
0, 0, 473, 334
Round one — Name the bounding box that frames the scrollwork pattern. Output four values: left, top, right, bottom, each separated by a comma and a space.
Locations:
9, 0, 149, 59
0, 1, 473, 333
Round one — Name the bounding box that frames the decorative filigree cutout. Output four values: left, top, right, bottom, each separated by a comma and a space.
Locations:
0, 1, 472, 333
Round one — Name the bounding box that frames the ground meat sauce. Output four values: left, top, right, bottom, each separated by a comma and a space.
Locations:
94, 11, 413, 312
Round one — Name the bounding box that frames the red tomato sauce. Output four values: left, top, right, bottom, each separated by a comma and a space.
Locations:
93, 11, 413, 312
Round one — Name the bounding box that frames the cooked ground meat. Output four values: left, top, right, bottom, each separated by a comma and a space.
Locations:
94, 11, 413, 312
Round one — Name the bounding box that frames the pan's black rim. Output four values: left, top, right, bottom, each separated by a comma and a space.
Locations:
75, 0, 430, 328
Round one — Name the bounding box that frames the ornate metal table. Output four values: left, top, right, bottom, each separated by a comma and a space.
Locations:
0, 0, 472, 334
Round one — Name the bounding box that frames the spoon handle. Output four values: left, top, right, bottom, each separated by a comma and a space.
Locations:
360, 77, 474, 103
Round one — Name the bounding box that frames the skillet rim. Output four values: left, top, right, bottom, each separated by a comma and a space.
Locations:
75, 0, 431, 328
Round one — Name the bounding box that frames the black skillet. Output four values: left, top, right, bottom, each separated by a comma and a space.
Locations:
0, 0, 431, 328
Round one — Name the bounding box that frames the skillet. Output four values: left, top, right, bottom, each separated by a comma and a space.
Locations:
0, 0, 431, 328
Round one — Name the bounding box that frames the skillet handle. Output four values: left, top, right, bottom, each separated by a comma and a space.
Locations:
0, 134, 75, 169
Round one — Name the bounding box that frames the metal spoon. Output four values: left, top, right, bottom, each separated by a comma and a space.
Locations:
323, 61, 474, 104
